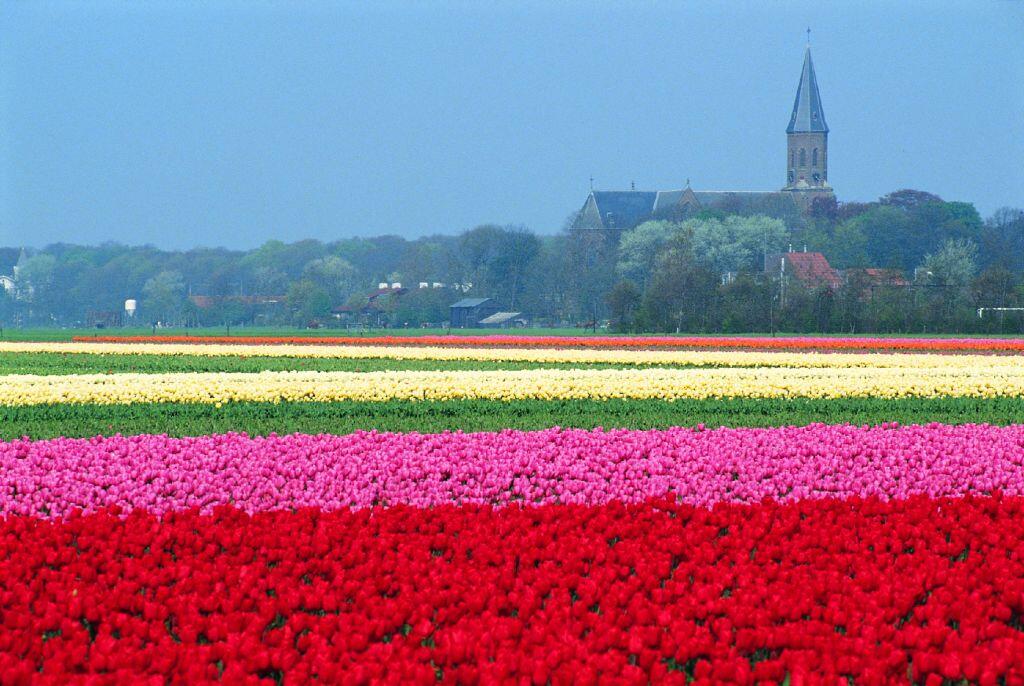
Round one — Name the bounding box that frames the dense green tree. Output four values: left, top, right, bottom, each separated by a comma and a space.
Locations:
690, 215, 788, 275
286, 279, 332, 326
638, 230, 718, 332
616, 221, 678, 287
917, 239, 979, 329
519, 236, 570, 325
606, 280, 642, 332
879, 189, 944, 210
827, 222, 870, 268
565, 229, 618, 326
454, 225, 540, 308
302, 256, 359, 304
979, 208, 1024, 272
972, 266, 1019, 333
142, 270, 186, 325
717, 274, 772, 333
389, 288, 450, 328
921, 238, 978, 288
841, 206, 914, 270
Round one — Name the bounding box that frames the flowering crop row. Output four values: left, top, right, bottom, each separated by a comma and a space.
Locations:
5, 366, 1024, 406
73, 333, 1024, 352
5, 423, 1024, 518
6, 396, 1024, 442
3, 496, 1024, 684
11, 341, 1024, 369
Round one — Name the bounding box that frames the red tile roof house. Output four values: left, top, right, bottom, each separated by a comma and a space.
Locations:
767, 251, 843, 290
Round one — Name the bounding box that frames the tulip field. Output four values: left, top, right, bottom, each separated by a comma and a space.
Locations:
5, 335, 1024, 684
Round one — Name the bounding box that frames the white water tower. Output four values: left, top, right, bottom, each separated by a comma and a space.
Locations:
125, 299, 137, 318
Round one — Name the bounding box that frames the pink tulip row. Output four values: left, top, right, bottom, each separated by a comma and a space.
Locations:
5, 423, 1024, 518
76, 333, 1024, 352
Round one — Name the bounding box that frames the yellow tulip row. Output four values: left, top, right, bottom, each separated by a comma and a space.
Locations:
2, 340, 1024, 369
1, 366, 1023, 406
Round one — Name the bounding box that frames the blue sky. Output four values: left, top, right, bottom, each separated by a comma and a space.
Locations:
2, 0, 1022, 249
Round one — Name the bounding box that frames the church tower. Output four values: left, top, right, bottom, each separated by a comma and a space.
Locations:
783, 40, 833, 203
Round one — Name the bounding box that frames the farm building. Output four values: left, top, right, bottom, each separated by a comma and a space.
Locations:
477, 311, 527, 329
449, 298, 503, 328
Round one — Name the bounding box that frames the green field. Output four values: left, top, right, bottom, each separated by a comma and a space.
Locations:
1, 326, 599, 341
3, 397, 1023, 440
0, 351, 700, 375
4, 326, 1024, 343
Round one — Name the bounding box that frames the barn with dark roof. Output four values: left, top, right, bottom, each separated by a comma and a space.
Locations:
449, 298, 503, 329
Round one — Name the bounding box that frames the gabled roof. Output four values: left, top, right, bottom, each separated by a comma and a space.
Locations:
787, 47, 828, 134
577, 187, 807, 230
589, 191, 658, 228
783, 252, 842, 288
478, 311, 522, 325
653, 190, 684, 212
450, 298, 493, 308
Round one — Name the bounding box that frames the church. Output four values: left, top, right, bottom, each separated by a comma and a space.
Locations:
573, 44, 834, 230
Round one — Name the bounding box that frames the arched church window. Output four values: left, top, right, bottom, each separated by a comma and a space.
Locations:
788, 171, 794, 183
790, 151, 795, 167
799, 149, 806, 167
813, 173, 821, 183
812, 148, 818, 166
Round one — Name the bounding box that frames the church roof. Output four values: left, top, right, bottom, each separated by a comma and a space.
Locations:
577, 188, 805, 230
787, 46, 828, 134
653, 190, 685, 212
589, 191, 658, 228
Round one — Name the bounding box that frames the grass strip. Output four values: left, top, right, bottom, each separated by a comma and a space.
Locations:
0, 351, 666, 375
3, 397, 1023, 440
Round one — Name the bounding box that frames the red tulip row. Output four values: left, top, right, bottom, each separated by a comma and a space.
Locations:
72, 333, 1024, 352
4, 495, 1024, 685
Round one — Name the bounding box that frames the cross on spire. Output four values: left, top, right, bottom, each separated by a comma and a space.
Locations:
806, 27, 811, 45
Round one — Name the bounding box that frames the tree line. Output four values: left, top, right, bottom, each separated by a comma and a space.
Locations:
2, 189, 1022, 334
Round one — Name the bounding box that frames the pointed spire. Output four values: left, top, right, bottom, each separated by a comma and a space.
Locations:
787, 44, 828, 134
